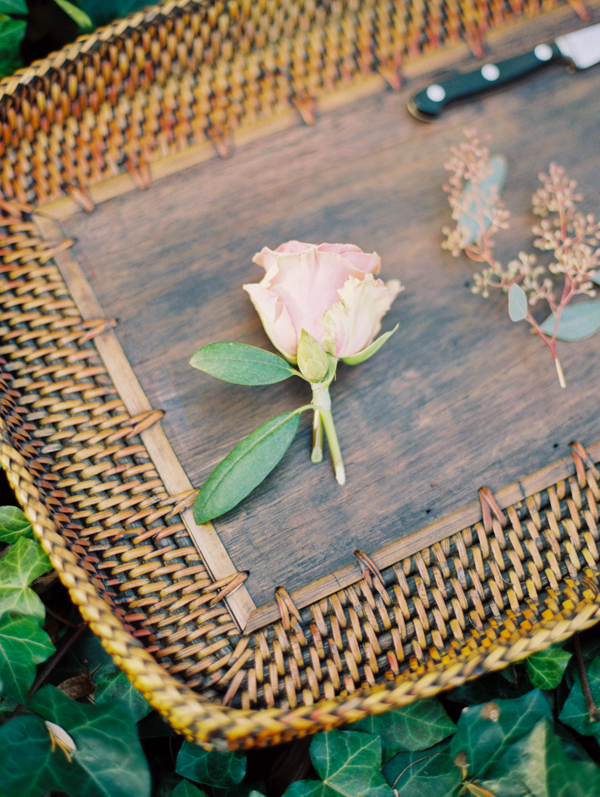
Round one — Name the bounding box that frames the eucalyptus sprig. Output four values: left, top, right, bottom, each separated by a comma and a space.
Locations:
443, 129, 600, 388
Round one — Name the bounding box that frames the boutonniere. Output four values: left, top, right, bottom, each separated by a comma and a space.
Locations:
190, 241, 402, 523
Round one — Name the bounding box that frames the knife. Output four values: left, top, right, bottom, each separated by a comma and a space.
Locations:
408, 21, 600, 119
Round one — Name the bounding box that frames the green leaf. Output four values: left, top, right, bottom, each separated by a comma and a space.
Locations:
53, 0, 94, 29
482, 719, 600, 797
341, 324, 398, 366
0, 15, 25, 77
71, 0, 151, 27
176, 743, 246, 788
458, 154, 507, 245
94, 668, 152, 722
525, 645, 572, 690
351, 699, 455, 760
539, 300, 600, 342
508, 282, 528, 322
171, 781, 207, 797
382, 740, 461, 797
193, 411, 300, 524
0, 537, 53, 622
450, 689, 551, 779
0, 684, 152, 797
0, 505, 32, 544
559, 657, 600, 742
48, 627, 114, 685
190, 342, 296, 385
446, 670, 533, 705
0, 1, 27, 14
0, 614, 55, 702
284, 730, 394, 797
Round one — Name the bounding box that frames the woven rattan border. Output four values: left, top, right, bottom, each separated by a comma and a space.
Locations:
2, 0, 600, 748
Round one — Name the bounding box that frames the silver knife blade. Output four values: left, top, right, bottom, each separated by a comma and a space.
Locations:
556, 22, 600, 69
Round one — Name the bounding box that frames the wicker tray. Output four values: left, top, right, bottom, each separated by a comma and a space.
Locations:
2, 0, 600, 749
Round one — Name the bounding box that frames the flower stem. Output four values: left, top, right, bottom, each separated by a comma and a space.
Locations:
311, 410, 323, 463
320, 408, 346, 485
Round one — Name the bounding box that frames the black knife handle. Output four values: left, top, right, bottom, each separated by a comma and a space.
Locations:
410, 42, 562, 117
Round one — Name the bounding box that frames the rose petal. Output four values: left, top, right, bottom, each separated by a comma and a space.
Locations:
252, 241, 314, 272
322, 275, 402, 359
317, 243, 381, 274
243, 282, 299, 362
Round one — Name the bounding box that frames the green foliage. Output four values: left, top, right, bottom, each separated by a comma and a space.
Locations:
351, 698, 455, 760
559, 657, 600, 742
0, 14, 25, 77
172, 780, 207, 797
176, 743, 246, 788
525, 645, 572, 690
382, 740, 460, 797
0, 685, 151, 797
190, 342, 297, 385
341, 324, 398, 366
193, 410, 301, 524
283, 730, 394, 797
539, 301, 600, 341
0, 613, 54, 702
0, 536, 53, 622
0, 1, 27, 13
0, 505, 32, 544
94, 669, 153, 722
65, 0, 152, 27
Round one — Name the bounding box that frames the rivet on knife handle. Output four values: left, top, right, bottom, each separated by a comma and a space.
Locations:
409, 43, 561, 118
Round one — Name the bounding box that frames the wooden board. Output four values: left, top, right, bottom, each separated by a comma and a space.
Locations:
38, 5, 600, 622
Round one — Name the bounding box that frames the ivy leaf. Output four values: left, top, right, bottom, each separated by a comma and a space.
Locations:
539, 301, 600, 342
508, 283, 528, 322
190, 342, 296, 385
559, 657, 600, 742
48, 627, 114, 685
0, 15, 25, 77
53, 0, 94, 29
0, 684, 152, 797
524, 645, 572, 690
450, 689, 551, 779
69, 0, 152, 27
193, 411, 300, 524
458, 154, 507, 245
351, 699, 455, 760
382, 740, 461, 797
284, 730, 394, 797
0, 1, 27, 15
0, 537, 53, 622
341, 325, 398, 366
446, 670, 533, 705
482, 719, 600, 797
94, 668, 152, 722
176, 743, 246, 788
0, 614, 55, 702
171, 781, 207, 797
0, 505, 32, 544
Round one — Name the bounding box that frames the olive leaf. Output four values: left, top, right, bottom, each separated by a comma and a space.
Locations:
508, 283, 528, 322
351, 698, 455, 760
176, 743, 246, 788
341, 324, 399, 366
0, 537, 53, 622
283, 730, 394, 797
0, 505, 32, 544
193, 411, 301, 524
190, 342, 296, 385
524, 645, 571, 690
539, 301, 600, 342
458, 154, 507, 245
53, 0, 94, 30
0, 614, 55, 702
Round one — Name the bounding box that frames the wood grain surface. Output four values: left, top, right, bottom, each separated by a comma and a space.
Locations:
57, 6, 600, 610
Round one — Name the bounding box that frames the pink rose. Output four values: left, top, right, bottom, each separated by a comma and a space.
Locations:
243, 241, 401, 363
